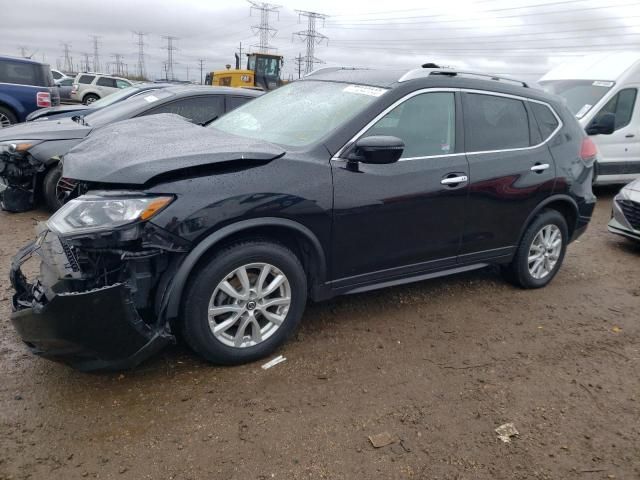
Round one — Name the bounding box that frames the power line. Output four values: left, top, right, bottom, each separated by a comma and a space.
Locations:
90, 35, 101, 72
162, 35, 179, 81
249, 1, 281, 53
133, 31, 147, 79
293, 10, 329, 75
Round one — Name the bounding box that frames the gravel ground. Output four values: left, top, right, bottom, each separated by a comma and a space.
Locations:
0, 188, 638, 480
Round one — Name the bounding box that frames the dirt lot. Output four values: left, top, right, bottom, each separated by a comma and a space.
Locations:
0, 189, 638, 480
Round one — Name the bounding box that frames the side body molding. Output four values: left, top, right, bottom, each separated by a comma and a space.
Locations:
158, 217, 328, 322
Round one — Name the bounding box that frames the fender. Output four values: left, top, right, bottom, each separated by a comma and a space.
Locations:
158, 217, 327, 322
0, 93, 25, 118
29, 138, 85, 166
516, 194, 579, 244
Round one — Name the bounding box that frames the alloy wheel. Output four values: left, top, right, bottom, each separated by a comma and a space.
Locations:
208, 263, 291, 348
528, 224, 562, 280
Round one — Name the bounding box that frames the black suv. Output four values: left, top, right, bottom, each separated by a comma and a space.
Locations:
10, 67, 600, 371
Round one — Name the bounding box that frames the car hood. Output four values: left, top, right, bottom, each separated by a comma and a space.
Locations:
0, 117, 90, 142
64, 114, 286, 185
27, 104, 89, 121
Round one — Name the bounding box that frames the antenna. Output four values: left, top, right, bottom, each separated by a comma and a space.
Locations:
293, 10, 328, 75
248, 1, 281, 53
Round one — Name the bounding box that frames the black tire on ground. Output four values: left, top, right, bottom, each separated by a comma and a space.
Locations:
502, 209, 569, 289
182, 240, 308, 365
42, 164, 64, 212
83, 94, 99, 105
0, 105, 17, 127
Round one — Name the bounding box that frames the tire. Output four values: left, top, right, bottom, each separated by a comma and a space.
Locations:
502, 209, 568, 289
42, 164, 64, 212
83, 94, 99, 105
0, 105, 17, 128
182, 240, 307, 365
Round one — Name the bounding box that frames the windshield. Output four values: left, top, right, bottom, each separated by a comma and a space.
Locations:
91, 86, 145, 108
539, 80, 614, 118
83, 89, 174, 127
211, 81, 387, 147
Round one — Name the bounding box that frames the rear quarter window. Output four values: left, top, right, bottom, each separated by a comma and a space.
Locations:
464, 93, 530, 152
530, 102, 560, 141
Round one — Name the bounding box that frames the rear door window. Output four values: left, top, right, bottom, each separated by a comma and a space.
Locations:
592, 88, 637, 131
463, 93, 530, 152
78, 75, 95, 84
142, 96, 225, 125
96, 77, 117, 88
530, 102, 560, 141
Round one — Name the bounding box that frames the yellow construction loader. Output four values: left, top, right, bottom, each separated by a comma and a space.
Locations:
205, 53, 284, 91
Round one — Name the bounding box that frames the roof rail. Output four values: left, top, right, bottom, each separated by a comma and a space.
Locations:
398, 68, 529, 88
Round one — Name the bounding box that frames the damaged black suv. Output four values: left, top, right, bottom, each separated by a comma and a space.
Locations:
10, 67, 601, 371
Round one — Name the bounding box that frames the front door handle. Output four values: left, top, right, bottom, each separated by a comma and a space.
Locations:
530, 163, 550, 172
441, 175, 468, 185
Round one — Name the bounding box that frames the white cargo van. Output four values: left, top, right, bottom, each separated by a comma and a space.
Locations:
539, 52, 640, 185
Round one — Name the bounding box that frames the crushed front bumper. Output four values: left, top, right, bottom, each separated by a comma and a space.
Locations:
10, 238, 173, 372
608, 217, 640, 242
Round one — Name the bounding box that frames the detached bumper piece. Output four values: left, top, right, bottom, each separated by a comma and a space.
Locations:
10, 238, 173, 372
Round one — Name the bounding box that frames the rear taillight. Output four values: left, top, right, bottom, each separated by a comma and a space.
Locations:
36, 91, 51, 108
580, 137, 598, 162
71, 84, 78, 93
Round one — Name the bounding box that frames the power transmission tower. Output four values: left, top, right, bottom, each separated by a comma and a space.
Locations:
248, 1, 280, 53
90, 35, 101, 72
133, 31, 147, 79
294, 53, 304, 79
161, 35, 178, 81
197, 59, 205, 84
18, 46, 29, 58
186, 65, 190, 82
61, 43, 73, 72
111, 53, 125, 76
80, 52, 91, 72
293, 10, 328, 75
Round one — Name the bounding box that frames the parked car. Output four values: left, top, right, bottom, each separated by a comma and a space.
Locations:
70, 73, 132, 104
56, 77, 74, 101
609, 178, 640, 241
26, 82, 175, 122
0, 55, 60, 127
539, 52, 640, 185
8, 67, 599, 371
51, 69, 71, 83
0, 86, 261, 211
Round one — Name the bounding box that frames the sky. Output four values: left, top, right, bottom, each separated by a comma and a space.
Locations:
2, 0, 640, 83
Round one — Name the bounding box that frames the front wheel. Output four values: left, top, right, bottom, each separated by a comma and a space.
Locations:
42, 165, 65, 212
182, 240, 307, 365
502, 209, 568, 289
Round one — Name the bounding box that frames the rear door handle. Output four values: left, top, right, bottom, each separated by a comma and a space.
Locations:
530, 163, 550, 172
441, 175, 468, 185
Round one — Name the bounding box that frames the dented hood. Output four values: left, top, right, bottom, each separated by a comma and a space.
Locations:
63, 114, 285, 184
0, 116, 91, 141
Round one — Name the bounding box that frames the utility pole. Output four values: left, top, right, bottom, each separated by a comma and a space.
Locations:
62, 43, 73, 73
90, 35, 101, 72
161, 35, 178, 81
293, 10, 328, 75
294, 52, 304, 79
237, 42, 244, 63
132, 31, 147, 79
80, 52, 91, 72
198, 59, 205, 84
248, 1, 280, 53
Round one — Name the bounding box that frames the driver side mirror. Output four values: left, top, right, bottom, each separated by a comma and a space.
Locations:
348, 136, 405, 165
586, 112, 615, 135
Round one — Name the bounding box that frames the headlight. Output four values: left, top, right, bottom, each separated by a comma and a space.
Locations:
0, 140, 41, 154
47, 195, 173, 235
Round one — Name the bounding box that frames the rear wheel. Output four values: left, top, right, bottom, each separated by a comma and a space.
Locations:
42, 165, 65, 212
182, 240, 307, 365
83, 93, 99, 105
0, 106, 17, 128
502, 209, 568, 289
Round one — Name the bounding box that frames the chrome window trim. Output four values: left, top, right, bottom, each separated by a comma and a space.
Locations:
331, 87, 563, 162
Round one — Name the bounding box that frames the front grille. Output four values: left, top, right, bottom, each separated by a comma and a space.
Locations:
619, 200, 640, 230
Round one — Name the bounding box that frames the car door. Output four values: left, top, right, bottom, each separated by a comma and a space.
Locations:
140, 95, 225, 125
331, 90, 469, 287
460, 91, 556, 261
588, 87, 640, 175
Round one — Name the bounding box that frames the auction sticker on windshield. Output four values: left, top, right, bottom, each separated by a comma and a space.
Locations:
343, 85, 387, 97
593, 81, 614, 88
144, 95, 159, 103
576, 104, 592, 119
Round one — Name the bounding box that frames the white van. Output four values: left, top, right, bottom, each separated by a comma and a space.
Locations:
539, 52, 640, 185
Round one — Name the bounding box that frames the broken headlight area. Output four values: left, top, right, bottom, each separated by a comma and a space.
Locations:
0, 142, 45, 212
9, 195, 191, 371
